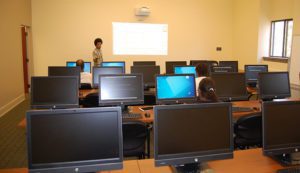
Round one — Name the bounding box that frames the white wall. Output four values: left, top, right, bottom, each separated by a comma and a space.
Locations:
0, 0, 31, 117
31, 0, 234, 74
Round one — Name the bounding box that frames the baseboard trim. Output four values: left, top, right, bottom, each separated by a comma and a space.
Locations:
0, 94, 25, 118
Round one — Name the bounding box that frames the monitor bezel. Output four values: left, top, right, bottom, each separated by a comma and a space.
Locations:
211, 66, 233, 73
92, 66, 124, 88
48, 66, 81, 87
155, 74, 197, 105
173, 65, 197, 77
211, 72, 249, 102
30, 76, 79, 109
26, 107, 123, 173
154, 103, 234, 167
66, 61, 92, 73
133, 61, 156, 66
165, 61, 187, 74
244, 64, 268, 85
101, 61, 126, 73
130, 65, 161, 88
98, 74, 144, 107
218, 61, 238, 72
262, 100, 300, 156
258, 72, 291, 100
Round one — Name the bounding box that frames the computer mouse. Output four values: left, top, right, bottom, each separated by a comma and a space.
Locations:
145, 112, 151, 118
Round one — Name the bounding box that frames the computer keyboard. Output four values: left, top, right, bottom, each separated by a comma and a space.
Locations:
122, 112, 143, 119
232, 106, 253, 112
277, 167, 300, 173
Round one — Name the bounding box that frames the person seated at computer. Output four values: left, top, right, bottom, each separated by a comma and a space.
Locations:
195, 63, 209, 96
76, 59, 92, 85
197, 77, 219, 103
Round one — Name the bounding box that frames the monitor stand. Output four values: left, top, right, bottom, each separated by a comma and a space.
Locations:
271, 153, 300, 166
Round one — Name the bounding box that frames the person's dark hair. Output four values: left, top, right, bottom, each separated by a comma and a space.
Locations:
198, 77, 218, 102
94, 38, 103, 46
76, 59, 85, 71
196, 63, 209, 77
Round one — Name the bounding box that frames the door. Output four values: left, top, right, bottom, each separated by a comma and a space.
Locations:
21, 26, 29, 93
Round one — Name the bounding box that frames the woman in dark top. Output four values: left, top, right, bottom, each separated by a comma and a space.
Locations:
197, 77, 219, 103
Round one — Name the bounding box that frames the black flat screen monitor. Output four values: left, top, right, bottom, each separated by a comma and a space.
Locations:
101, 61, 125, 73
262, 101, 300, 161
211, 73, 248, 101
27, 107, 123, 173
130, 65, 160, 88
66, 61, 91, 73
245, 65, 268, 87
98, 74, 144, 107
48, 66, 81, 86
165, 61, 187, 74
92, 66, 124, 88
258, 72, 290, 100
154, 103, 233, 172
219, 61, 238, 72
31, 76, 79, 109
155, 74, 196, 104
211, 66, 233, 73
133, 61, 156, 66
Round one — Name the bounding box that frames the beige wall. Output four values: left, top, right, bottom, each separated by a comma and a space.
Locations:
31, 0, 234, 74
233, 0, 260, 69
0, 0, 31, 116
294, 0, 300, 35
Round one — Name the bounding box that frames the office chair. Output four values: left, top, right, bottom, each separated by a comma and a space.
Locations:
234, 113, 262, 149
80, 83, 92, 89
123, 121, 150, 159
144, 94, 156, 105
81, 92, 99, 107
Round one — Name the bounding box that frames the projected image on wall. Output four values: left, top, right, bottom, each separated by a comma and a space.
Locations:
113, 22, 168, 55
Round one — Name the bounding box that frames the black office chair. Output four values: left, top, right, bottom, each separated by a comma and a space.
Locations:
80, 83, 92, 89
123, 121, 150, 159
234, 113, 262, 149
81, 92, 99, 107
144, 94, 156, 105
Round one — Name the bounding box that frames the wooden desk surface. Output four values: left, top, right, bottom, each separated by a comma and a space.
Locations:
137, 149, 284, 173
0, 160, 140, 173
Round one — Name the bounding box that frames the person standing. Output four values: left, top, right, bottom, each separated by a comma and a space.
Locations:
92, 38, 103, 66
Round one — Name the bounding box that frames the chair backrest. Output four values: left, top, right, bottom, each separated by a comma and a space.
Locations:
235, 113, 262, 140
81, 92, 99, 107
80, 83, 92, 89
122, 121, 148, 157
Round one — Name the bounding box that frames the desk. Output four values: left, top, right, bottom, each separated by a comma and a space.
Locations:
137, 149, 284, 173
0, 160, 140, 173
18, 101, 260, 128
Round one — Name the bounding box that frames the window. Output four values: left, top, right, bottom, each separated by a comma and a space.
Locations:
113, 22, 168, 55
270, 19, 293, 58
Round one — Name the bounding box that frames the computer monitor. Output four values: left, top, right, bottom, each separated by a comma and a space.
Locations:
98, 74, 144, 108
189, 60, 208, 66
66, 61, 91, 73
31, 76, 79, 109
130, 65, 160, 89
211, 66, 233, 73
92, 66, 124, 88
211, 73, 248, 101
27, 107, 123, 173
165, 61, 187, 74
245, 65, 268, 87
154, 103, 233, 172
155, 74, 196, 104
219, 61, 238, 72
262, 100, 300, 165
258, 72, 290, 101
48, 66, 81, 86
133, 61, 156, 66
101, 61, 125, 73
174, 65, 197, 77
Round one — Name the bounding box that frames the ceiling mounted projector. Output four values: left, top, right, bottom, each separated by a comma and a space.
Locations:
135, 7, 151, 16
